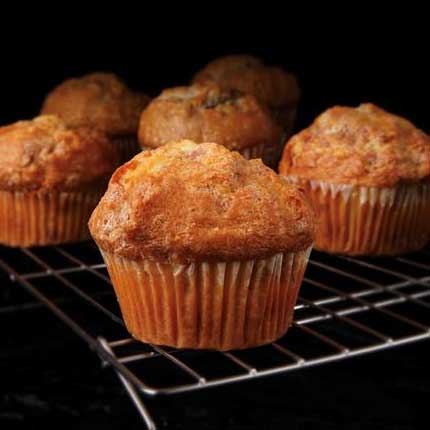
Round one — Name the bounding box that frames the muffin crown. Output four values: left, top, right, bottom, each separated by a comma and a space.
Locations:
280, 104, 430, 187
138, 83, 282, 151
192, 55, 300, 108
0, 115, 119, 191
41, 73, 150, 136
89, 140, 315, 263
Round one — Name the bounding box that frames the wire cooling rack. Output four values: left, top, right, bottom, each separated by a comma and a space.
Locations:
0, 242, 429, 429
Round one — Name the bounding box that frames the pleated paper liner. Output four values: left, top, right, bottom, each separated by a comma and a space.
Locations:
0, 189, 104, 247
112, 136, 142, 164
237, 142, 267, 161
285, 176, 430, 255
102, 248, 312, 351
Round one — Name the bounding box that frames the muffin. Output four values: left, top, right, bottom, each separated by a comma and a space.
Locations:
89, 140, 315, 350
138, 83, 283, 165
192, 55, 300, 162
41, 73, 149, 163
279, 103, 430, 256
0, 115, 119, 247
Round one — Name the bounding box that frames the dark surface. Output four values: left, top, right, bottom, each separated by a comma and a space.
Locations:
1, 293, 428, 430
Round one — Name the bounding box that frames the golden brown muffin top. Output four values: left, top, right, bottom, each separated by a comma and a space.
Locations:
279, 104, 430, 187
192, 55, 300, 109
89, 140, 315, 263
138, 83, 282, 151
0, 115, 119, 191
41, 73, 150, 136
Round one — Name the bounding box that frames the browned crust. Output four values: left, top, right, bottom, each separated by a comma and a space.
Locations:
137, 83, 282, 151
41, 73, 150, 136
279, 104, 430, 187
0, 115, 120, 191
192, 55, 300, 109
89, 140, 316, 263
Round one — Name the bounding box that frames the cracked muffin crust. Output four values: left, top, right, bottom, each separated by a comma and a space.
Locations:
0, 115, 120, 247
89, 140, 315, 350
0, 115, 119, 191
138, 83, 282, 162
279, 103, 430, 187
41, 73, 149, 163
279, 104, 430, 256
192, 55, 301, 164
41, 73, 150, 137
90, 140, 315, 263
192, 55, 300, 112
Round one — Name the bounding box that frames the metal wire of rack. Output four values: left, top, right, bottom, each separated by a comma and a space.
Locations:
0, 241, 429, 429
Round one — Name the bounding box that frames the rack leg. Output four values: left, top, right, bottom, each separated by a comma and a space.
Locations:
98, 337, 157, 430
115, 368, 157, 430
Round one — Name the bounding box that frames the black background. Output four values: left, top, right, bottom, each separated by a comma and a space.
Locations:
1, 16, 429, 429
1, 18, 429, 133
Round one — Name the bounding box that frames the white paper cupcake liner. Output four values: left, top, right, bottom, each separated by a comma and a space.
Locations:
285, 176, 430, 255
102, 247, 312, 350
237, 142, 268, 160
0, 190, 103, 247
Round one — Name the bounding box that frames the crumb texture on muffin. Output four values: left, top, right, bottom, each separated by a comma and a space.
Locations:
192, 55, 300, 109
280, 104, 430, 187
89, 140, 315, 262
41, 73, 149, 136
0, 115, 119, 191
138, 83, 282, 151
